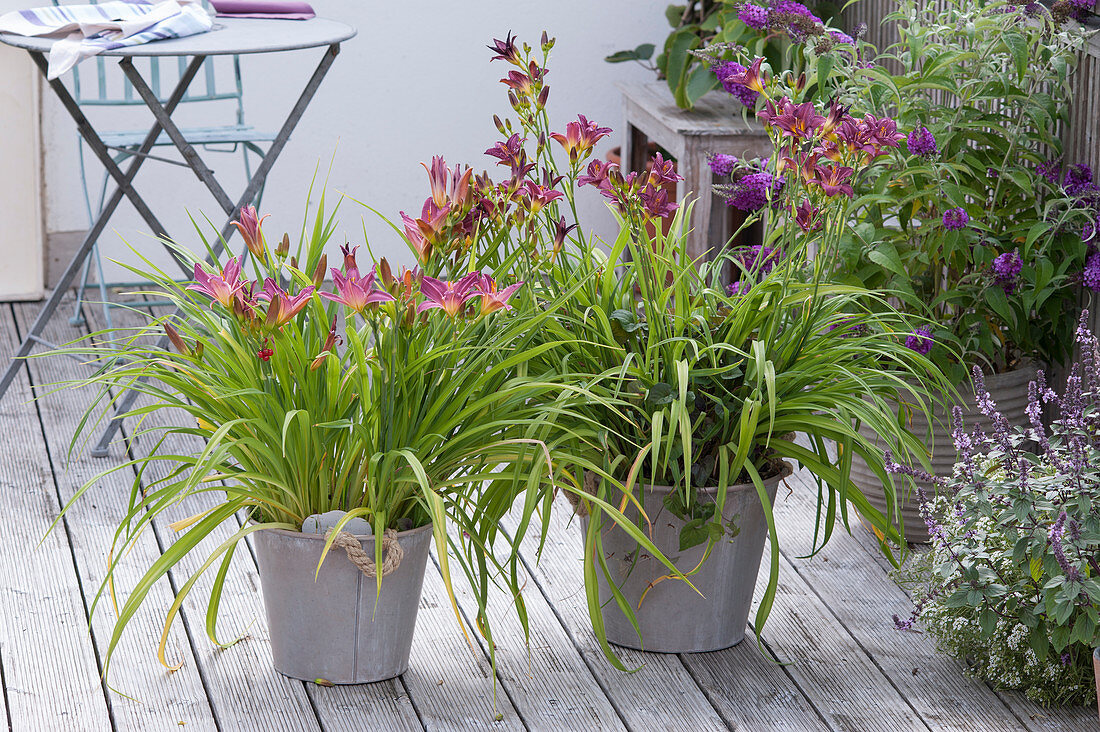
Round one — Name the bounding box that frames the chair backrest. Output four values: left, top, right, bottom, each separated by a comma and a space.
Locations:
51, 0, 245, 122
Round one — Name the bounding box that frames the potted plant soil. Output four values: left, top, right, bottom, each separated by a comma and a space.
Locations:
827, 0, 1098, 541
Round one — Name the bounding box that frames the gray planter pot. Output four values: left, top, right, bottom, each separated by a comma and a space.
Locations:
850, 363, 1039, 543
1093, 647, 1100, 723
580, 463, 792, 653
252, 522, 433, 684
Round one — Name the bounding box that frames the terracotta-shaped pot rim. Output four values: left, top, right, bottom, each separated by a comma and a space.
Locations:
623, 461, 793, 498
256, 522, 434, 542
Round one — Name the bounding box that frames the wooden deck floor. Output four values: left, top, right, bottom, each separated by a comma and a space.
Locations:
1, 295, 1098, 731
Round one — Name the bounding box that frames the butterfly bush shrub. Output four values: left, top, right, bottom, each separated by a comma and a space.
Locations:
835, 0, 1096, 383
605, 0, 853, 109
890, 312, 1100, 706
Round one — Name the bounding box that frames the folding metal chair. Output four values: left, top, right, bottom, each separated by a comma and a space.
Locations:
54, 0, 273, 329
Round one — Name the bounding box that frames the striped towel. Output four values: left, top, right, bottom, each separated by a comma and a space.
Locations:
0, 1, 213, 79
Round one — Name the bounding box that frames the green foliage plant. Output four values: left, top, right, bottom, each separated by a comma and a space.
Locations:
836, 0, 1095, 384
890, 315, 1100, 705
525, 45, 952, 649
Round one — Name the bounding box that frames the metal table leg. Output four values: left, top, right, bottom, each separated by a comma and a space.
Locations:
88, 43, 343, 458
0, 54, 207, 402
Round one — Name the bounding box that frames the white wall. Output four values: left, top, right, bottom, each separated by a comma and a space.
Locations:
36, 1, 672, 278
0, 37, 43, 299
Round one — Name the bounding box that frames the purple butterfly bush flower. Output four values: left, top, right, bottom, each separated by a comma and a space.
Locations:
829, 29, 855, 44
713, 61, 759, 107
991, 250, 1023, 293
906, 126, 937, 157
942, 207, 969, 231
1083, 252, 1100, 291
905, 326, 934, 355
738, 3, 769, 29
725, 171, 782, 211
708, 153, 739, 177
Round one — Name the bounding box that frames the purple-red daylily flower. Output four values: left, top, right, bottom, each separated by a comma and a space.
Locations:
230, 206, 269, 262
552, 216, 578, 254
473, 274, 525, 315
814, 165, 855, 198
768, 99, 826, 140
417, 272, 482, 317
518, 180, 564, 214
257, 278, 315, 328
795, 199, 822, 232
187, 257, 244, 309
423, 156, 473, 211
487, 32, 521, 64
726, 57, 767, 94
549, 115, 612, 164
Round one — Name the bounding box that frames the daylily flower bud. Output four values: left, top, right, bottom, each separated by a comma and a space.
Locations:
378, 258, 395, 290
310, 352, 329, 371
794, 72, 806, 94
276, 233, 290, 259
312, 254, 328, 288
536, 85, 550, 109
289, 256, 298, 270
164, 323, 190, 356
494, 114, 507, 135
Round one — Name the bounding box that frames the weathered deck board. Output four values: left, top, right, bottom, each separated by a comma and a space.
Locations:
4, 293, 1100, 730
745, 540, 928, 731
777, 468, 1029, 732
0, 305, 114, 731
506, 503, 813, 732
398, 567, 525, 731
439, 532, 628, 731
14, 300, 219, 731
88, 299, 329, 732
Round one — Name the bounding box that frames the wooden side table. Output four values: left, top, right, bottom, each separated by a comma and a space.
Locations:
618, 80, 773, 264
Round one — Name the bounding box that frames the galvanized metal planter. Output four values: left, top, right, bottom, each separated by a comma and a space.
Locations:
252, 523, 433, 684
850, 363, 1040, 543
581, 463, 792, 653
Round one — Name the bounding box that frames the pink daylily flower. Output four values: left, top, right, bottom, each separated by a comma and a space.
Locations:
417, 272, 482, 317
257, 278, 315, 328
187, 257, 245, 309
473, 274, 525, 315
321, 265, 395, 315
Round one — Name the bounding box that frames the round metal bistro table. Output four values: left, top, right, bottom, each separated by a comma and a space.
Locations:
0, 17, 356, 457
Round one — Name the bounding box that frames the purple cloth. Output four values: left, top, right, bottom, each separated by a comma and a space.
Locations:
209, 0, 315, 19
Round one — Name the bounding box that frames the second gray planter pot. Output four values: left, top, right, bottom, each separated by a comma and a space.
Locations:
253, 523, 433, 684
581, 463, 791, 653
849, 363, 1039, 543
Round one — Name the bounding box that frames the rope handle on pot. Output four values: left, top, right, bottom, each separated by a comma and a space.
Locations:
565, 471, 599, 517
324, 527, 403, 578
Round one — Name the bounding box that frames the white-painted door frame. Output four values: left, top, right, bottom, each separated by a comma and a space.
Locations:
0, 44, 44, 301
